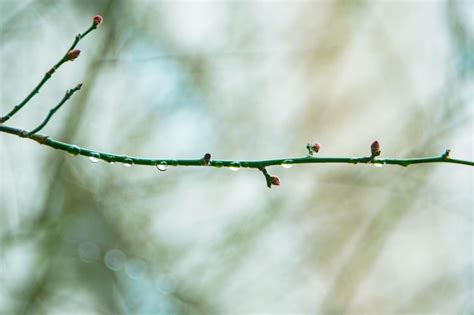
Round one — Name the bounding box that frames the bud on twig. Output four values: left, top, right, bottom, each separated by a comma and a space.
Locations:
442, 149, 451, 159
66, 49, 81, 61
270, 176, 281, 186
202, 153, 211, 165
370, 140, 381, 157
312, 143, 321, 153
92, 15, 103, 26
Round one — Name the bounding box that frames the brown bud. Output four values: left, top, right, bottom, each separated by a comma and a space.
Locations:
371, 140, 381, 157
312, 143, 321, 153
270, 176, 281, 186
92, 15, 103, 26
66, 49, 81, 61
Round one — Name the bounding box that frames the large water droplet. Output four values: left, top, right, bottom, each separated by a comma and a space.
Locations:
229, 161, 241, 171
104, 249, 126, 271
88, 152, 101, 163
67, 145, 81, 156
281, 159, 294, 169
123, 158, 134, 167
156, 161, 168, 172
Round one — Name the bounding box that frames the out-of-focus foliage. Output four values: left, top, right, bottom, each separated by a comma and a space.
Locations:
0, 1, 472, 314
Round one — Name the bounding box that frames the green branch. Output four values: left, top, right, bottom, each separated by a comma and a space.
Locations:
1, 15, 472, 189
0, 23, 97, 124
27, 83, 83, 136
1, 124, 473, 167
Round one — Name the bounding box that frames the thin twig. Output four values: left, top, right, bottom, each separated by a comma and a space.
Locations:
1, 124, 473, 168
26, 83, 83, 136
0, 24, 97, 124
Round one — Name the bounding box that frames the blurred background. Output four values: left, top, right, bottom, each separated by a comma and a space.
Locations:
0, 1, 473, 314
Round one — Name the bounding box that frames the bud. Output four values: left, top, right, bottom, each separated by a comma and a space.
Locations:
270, 176, 281, 186
203, 153, 211, 165
442, 149, 451, 159
371, 140, 381, 157
92, 15, 103, 26
312, 143, 321, 153
66, 49, 81, 61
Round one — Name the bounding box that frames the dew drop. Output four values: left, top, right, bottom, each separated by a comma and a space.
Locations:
281, 159, 294, 169
67, 145, 81, 156
373, 162, 384, 168
229, 161, 241, 171
156, 161, 168, 172
123, 158, 134, 167
88, 152, 101, 163
108, 161, 115, 165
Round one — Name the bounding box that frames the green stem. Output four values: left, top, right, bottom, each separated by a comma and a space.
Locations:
1, 124, 473, 168
26, 83, 83, 136
0, 24, 97, 124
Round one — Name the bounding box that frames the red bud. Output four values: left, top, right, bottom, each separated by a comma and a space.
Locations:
66, 49, 81, 61
312, 143, 321, 153
371, 140, 381, 157
270, 176, 281, 186
92, 15, 103, 26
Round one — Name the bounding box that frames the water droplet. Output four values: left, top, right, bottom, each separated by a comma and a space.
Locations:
67, 145, 81, 156
125, 258, 147, 280
108, 161, 115, 165
123, 158, 134, 167
281, 159, 294, 169
229, 161, 241, 171
373, 162, 384, 168
156, 161, 168, 172
78, 241, 100, 263
104, 249, 126, 271
88, 152, 101, 163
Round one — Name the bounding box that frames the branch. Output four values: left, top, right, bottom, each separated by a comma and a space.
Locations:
0, 124, 472, 183
26, 83, 82, 136
1, 15, 472, 190
0, 17, 101, 124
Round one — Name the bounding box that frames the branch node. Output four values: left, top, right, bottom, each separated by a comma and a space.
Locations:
259, 167, 280, 189
441, 149, 451, 159
202, 153, 211, 165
